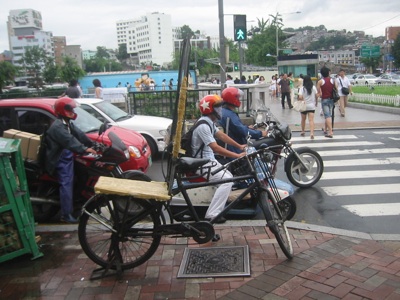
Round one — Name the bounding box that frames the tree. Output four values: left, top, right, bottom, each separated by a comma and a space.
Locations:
0, 61, 17, 93
392, 33, 400, 68
19, 46, 51, 88
42, 58, 60, 84
245, 25, 277, 66
96, 46, 110, 59
116, 43, 129, 61
360, 56, 381, 73
59, 56, 86, 83
180, 25, 195, 39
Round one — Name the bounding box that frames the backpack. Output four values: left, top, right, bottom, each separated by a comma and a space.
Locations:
181, 120, 212, 157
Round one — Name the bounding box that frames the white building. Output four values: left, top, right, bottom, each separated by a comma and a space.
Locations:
318, 50, 356, 66
7, 9, 54, 66
116, 12, 174, 66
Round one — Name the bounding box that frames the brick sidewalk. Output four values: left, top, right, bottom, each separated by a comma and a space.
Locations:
1, 225, 399, 299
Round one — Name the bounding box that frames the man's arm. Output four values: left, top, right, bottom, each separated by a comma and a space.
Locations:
209, 140, 244, 158
215, 131, 245, 151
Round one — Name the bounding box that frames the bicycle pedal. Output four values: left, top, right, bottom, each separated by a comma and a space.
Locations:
212, 234, 220, 242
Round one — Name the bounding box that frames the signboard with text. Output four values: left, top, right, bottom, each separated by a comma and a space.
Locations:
361, 45, 380, 58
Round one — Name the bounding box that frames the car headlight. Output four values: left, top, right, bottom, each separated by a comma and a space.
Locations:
128, 146, 142, 158
159, 129, 168, 137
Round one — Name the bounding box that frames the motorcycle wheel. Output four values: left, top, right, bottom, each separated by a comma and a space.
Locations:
285, 147, 324, 188
30, 182, 60, 222
278, 196, 296, 221
78, 194, 161, 270
259, 190, 293, 259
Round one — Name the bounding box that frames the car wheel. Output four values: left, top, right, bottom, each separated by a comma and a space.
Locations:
143, 135, 158, 158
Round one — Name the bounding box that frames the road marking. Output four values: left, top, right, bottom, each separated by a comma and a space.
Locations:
291, 135, 358, 142
321, 170, 400, 180
372, 131, 400, 135
323, 157, 400, 167
317, 148, 400, 157
343, 203, 400, 217
389, 137, 400, 141
293, 141, 383, 148
322, 184, 400, 196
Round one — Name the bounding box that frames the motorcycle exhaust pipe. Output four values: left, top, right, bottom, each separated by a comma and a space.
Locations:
29, 196, 60, 206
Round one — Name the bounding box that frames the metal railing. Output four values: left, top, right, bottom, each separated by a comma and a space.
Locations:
126, 87, 252, 119
349, 93, 400, 107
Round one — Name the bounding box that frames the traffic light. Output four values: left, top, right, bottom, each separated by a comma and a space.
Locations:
234, 63, 239, 71
234, 15, 247, 42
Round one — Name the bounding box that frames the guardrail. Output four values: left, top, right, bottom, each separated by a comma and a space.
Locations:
126, 87, 253, 119
349, 93, 400, 107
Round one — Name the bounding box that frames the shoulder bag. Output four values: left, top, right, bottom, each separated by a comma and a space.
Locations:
339, 78, 350, 95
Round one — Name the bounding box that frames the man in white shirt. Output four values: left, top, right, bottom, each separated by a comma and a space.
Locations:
335, 69, 352, 117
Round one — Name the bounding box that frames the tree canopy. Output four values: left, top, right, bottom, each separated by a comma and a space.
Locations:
0, 61, 17, 93
392, 33, 400, 68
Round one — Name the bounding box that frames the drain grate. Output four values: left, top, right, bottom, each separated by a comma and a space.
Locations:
177, 245, 250, 278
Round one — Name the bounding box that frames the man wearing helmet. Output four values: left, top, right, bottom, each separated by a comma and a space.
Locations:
46, 97, 97, 223
219, 87, 267, 154
192, 94, 246, 223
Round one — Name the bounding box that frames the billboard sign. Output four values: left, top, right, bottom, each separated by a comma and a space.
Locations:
9, 9, 42, 29
361, 45, 380, 58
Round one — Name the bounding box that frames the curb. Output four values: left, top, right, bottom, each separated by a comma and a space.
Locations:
347, 101, 400, 114
35, 220, 400, 241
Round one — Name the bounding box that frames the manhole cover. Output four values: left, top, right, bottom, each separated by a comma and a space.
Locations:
177, 245, 250, 278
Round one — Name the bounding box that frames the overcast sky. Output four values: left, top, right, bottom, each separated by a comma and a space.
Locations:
1, 0, 400, 52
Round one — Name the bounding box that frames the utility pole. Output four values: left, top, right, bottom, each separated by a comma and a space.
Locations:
218, 0, 226, 87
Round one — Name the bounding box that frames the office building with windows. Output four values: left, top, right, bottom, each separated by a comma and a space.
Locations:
116, 12, 174, 66
7, 9, 54, 67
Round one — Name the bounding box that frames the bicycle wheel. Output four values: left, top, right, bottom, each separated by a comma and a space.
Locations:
78, 194, 161, 270
259, 190, 293, 259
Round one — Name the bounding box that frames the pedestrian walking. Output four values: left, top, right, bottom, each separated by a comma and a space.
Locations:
297, 75, 318, 139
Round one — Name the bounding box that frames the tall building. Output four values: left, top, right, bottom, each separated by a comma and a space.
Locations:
116, 12, 174, 66
385, 26, 400, 41
7, 9, 54, 67
53, 36, 66, 66
65, 45, 83, 68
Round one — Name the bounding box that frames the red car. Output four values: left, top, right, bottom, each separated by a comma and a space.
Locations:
0, 98, 151, 172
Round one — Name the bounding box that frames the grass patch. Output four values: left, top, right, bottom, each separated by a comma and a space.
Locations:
352, 85, 400, 96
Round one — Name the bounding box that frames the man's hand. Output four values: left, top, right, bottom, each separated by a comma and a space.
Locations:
86, 147, 97, 155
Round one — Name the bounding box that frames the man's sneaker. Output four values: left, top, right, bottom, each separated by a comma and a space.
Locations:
60, 214, 78, 224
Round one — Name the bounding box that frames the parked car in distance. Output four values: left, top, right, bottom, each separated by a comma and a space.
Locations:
0, 98, 151, 172
353, 74, 377, 85
76, 98, 172, 157
376, 74, 400, 85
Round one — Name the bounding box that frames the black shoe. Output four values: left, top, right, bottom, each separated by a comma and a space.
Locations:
205, 216, 227, 224
289, 106, 294, 109
282, 106, 285, 109
60, 214, 78, 224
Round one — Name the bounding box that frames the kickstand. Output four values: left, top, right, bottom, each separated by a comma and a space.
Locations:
90, 237, 124, 281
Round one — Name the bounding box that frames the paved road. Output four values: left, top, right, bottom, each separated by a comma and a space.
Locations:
288, 128, 400, 235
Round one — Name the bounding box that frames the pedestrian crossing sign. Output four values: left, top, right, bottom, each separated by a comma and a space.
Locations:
234, 15, 247, 41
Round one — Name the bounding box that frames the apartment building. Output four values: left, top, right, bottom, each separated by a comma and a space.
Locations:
116, 12, 174, 66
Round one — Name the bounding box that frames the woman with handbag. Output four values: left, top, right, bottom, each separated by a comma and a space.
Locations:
298, 75, 318, 139
336, 69, 352, 117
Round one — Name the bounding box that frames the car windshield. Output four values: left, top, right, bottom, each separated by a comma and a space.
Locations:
365, 75, 376, 79
392, 75, 400, 80
94, 100, 130, 121
72, 106, 103, 133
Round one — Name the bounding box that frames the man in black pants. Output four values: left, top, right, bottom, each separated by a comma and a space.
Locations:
278, 73, 293, 109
